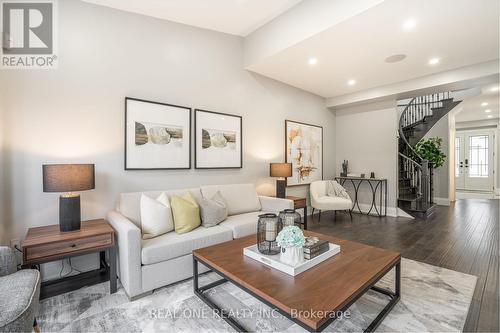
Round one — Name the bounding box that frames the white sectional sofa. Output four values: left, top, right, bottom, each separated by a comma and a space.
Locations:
107, 183, 293, 300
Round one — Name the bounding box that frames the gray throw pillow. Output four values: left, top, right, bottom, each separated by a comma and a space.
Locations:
197, 191, 228, 227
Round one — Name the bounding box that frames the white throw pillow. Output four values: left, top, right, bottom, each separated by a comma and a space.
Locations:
140, 192, 174, 239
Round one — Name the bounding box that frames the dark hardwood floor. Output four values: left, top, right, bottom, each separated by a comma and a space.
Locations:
308, 199, 499, 332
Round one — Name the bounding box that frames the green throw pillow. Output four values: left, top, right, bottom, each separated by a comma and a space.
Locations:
171, 192, 201, 234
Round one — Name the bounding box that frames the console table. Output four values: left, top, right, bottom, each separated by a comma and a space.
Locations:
335, 176, 388, 217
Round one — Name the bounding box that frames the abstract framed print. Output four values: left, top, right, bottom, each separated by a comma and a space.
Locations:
285, 120, 323, 186
195, 109, 242, 169
125, 97, 191, 170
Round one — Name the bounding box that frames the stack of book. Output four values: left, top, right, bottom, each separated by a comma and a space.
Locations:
303, 237, 329, 260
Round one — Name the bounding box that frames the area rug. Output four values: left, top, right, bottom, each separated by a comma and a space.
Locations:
37, 258, 476, 332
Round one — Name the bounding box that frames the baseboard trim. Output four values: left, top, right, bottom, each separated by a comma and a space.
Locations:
351, 203, 398, 218
434, 197, 450, 206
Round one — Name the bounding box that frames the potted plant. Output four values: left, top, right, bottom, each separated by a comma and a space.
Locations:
414, 137, 446, 169
414, 137, 446, 203
276, 225, 305, 266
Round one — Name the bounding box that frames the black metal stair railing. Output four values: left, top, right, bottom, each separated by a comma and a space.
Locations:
398, 91, 453, 212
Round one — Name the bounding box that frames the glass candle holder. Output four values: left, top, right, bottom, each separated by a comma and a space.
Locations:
278, 209, 302, 228
257, 213, 282, 255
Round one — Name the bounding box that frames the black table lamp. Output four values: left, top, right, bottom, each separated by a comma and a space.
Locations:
270, 163, 292, 198
43, 164, 95, 232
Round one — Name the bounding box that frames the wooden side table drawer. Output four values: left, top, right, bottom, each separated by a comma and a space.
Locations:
293, 198, 307, 208
24, 234, 113, 263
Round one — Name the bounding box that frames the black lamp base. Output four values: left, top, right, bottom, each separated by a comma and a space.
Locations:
276, 179, 287, 198
59, 195, 81, 232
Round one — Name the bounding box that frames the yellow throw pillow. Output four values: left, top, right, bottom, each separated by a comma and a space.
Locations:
171, 192, 201, 234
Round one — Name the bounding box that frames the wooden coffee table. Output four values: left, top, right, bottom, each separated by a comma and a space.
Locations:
193, 231, 400, 332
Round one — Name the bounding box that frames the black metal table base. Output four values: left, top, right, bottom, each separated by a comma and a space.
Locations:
193, 256, 400, 332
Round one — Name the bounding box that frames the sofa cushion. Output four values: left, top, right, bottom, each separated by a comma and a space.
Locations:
171, 192, 201, 234
140, 193, 174, 239
0, 270, 40, 330
141, 225, 233, 265
197, 191, 228, 227
314, 196, 352, 210
218, 211, 263, 239
118, 188, 202, 226
200, 184, 261, 216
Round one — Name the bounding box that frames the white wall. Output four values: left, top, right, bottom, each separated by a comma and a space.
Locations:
0, 90, 6, 245
423, 114, 450, 202
334, 100, 398, 215
0, 0, 335, 274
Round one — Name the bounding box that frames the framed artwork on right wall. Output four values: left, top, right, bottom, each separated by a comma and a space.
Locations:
285, 120, 323, 186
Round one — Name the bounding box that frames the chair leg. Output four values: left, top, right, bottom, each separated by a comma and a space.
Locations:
348, 210, 352, 221
34, 318, 41, 333
319, 210, 321, 222
311, 208, 315, 221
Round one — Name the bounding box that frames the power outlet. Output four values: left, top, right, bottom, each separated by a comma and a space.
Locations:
10, 238, 20, 251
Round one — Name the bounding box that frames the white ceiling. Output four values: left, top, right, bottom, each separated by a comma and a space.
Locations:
82, 0, 303, 36
247, 0, 500, 98
455, 83, 500, 123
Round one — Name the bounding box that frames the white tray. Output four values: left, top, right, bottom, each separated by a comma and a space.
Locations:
243, 243, 340, 276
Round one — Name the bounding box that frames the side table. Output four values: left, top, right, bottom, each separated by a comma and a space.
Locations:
21, 219, 117, 299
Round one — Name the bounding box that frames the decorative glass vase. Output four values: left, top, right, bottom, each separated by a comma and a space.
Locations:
257, 213, 282, 255
280, 246, 304, 266
279, 209, 302, 227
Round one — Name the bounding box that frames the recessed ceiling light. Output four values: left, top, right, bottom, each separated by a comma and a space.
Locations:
403, 18, 417, 30
481, 102, 489, 107
347, 79, 356, 86
491, 86, 499, 92
485, 109, 492, 113
385, 54, 407, 63
308, 57, 318, 65
428, 57, 440, 65
487, 115, 493, 118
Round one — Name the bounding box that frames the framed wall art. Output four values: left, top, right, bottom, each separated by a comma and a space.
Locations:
195, 109, 242, 169
125, 97, 191, 170
285, 120, 323, 186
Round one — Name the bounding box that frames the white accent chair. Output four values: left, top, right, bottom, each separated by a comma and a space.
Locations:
310, 180, 352, 221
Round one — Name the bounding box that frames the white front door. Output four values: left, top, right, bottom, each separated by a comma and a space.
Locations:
456, 129, 495, 192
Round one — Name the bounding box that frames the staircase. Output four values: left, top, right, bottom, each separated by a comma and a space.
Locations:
398, 91, 461, 217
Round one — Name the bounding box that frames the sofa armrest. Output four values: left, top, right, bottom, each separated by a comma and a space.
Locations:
259, 196, 294, 213
106, 210, 142, 298
0, 246, 17, 276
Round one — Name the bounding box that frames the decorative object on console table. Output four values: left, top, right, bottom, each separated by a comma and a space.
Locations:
341, 160, 348, 177
285, 120, 323, 186
270, 163, 292, 198
125, 97, 191, 170
43, 164, 95, 232
257, 213, 282, 255
194, 109, 242, 169
21, 219, 117, 299
278, 209, 301, 227
276, 225, 306, 266
371, 172, 375, 178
